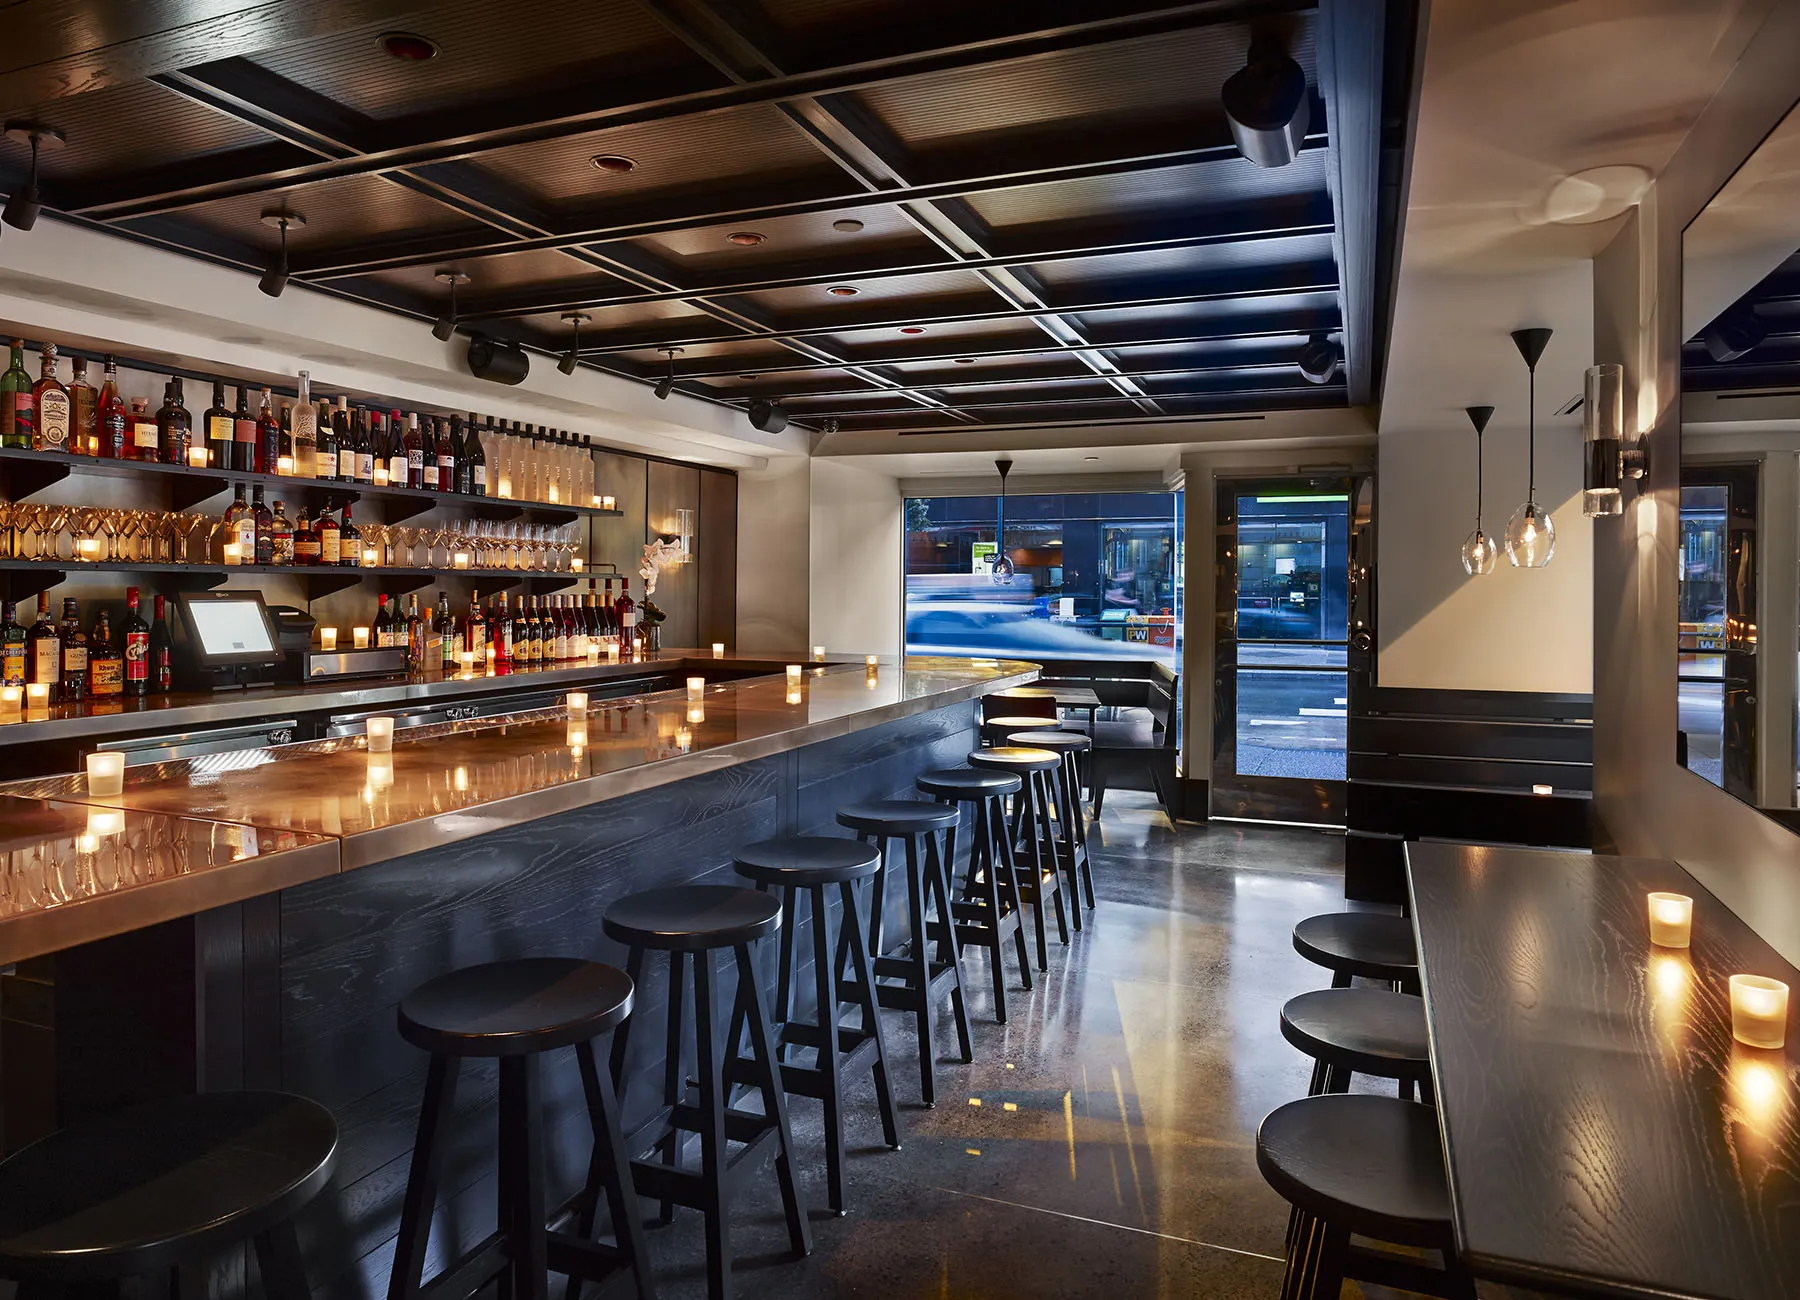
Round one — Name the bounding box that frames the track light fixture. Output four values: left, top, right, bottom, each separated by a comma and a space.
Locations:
1701, 307, 1765, 363
1221, 38, 1308, 168
653, 347, 683, 400
257, 208, 304, 298
746, 399, 788, 434
432, 269, 470, 342
1297, 333, 1341, 384
558, 311, 590, 375
2, 122, 65, 231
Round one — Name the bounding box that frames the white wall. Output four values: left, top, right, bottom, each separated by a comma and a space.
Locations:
735, 457, 811, 653
808, 459, 902, 658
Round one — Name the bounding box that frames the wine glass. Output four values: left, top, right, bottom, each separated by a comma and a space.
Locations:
174, 512, 210, 564
0, 501, 16, 560
36, 506, 71, 561
362, 523, 388, 567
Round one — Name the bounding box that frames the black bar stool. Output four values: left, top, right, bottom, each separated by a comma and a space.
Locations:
1280, 988, 1431, 1099
835, 799, 973, 1107
1008, 728, 1095, 914
916, 766, 1033, 1018
1257, 1095, 1476, 1300
1292, 912, 1419, 991
730, 836, 901, 1215
604, 885, 810, 1300
981, 714, 1058, 747
968, 746, 1070, 962
0, 1090, 336, 1300
390, 957, 652, 1300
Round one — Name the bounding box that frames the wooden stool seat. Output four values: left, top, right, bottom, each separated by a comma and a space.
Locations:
915, 767, 1021, 800
1293, 912, 1418, 987
835, 799, 959, 836
1281, 989, 1431, 1097
400, 957, 634, 1057
1006, 728, 1090, 754
0, 1091, 335, 1291
603, 884, 781, 951
967, 745, 1061, 774
734, 836, 881, 885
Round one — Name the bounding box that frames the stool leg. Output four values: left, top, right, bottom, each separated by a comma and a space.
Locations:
981, 797, 1032, 990
1330, 970, 1351, 990
859, 832, 887, 957
732, 943, 813, 1260
498, 1054, 549, 1300
1306, 1222, 1348, 1300
926, 829, 974, 1064
996, 794, 1047, 974
1035, 773, 1071, 944
966, 804, 1008, 1023
1035, 769, 1077, 934
903, 833, 937, 1106
839, 878, 900, 1150
607, 945, 646, 1089
253, 1219, 313, 1300
571, 1039, 657, 1300
690, 949, 732, 1300
656, 950, 688, 1227
388, 1052, 460, 1300
1067, 758, 1096, 910
810, 883, 848, 1215
1280, 1211, 1318, 1300
774, 885, 798, 1041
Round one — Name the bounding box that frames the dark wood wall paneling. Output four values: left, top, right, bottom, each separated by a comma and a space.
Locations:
698, 469, 738, 650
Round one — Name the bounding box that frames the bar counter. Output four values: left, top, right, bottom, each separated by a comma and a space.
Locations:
0, 656, 1035, 963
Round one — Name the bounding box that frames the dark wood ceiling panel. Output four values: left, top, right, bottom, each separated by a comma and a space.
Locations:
719, 266, 998, 318
629, 204, 938, 277
1029, 232, 1339, 293
142, 170, 491, 253
1070, 291, 1343, 338
244, 0, 701, 123
616, 339, 804, 369
352, 249, 644, 309
9, 80, 271, 181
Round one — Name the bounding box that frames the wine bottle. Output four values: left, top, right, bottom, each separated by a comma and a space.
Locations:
233, 384, 258, 473
257, 387, 280, 474
317, 503, 340, 567
150, 595, 173, 693
387, 409, 408, 486
58, 598, 87, 701
353, 405, 374, 484
204, 380, 232, 469
291, 370, 317, 474
435, 415, 455, 493
374, 593, 395, 648
339, 498, 361, 567
33, 343, 71, 453
464, 411, 487, 496
27, 594, 59, 703
69, 355, 97, 456
335, 396, 355, 482
0, 340, 33, 450
250, 484, 273, 564
315, 397, 338, 481
465, 591, 486, 668
404, 412, 425, 489
97, 357, 127, 460
292, 507, 321, 566
122, 587, 150, 698
159, 377, 193, 466
436, 592, 457, 672
420, 416, 440, 491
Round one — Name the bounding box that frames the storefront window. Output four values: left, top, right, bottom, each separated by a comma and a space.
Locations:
904, 491, 1183, 663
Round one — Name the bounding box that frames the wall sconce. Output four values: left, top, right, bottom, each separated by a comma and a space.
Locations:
1582, 363, 1647, 517
657, 508, 696, 564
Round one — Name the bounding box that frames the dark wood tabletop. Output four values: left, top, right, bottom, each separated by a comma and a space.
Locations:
1406, 842, 1800, 1300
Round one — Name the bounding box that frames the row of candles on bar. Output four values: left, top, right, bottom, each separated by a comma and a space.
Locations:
1645, 890, 1790, 1050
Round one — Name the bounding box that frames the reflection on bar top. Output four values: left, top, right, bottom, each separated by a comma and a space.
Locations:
0, 658, 1036, 856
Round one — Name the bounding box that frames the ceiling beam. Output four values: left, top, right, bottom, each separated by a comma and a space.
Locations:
792, 377, 1339, 420
59, 0, 1306, 221
1315, 0, 1384, 406
728, 350, 1314, 400
872, 387, 1347, 433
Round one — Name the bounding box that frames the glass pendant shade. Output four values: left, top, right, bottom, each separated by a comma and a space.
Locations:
1504, 501, 1556, 568
1461, 528, 1498, 576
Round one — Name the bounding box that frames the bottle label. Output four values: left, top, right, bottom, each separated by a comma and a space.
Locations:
295, 536, 321, 564
133, 419, 158, 450
236, 518, 257, 559
272, 531, 293, 565
208, 415, 233, 447
357, 452, 375, 481
7, 392, 36, 443
63, 645, 87, 677
91, 656, 122, 695
422, 463, 438, 489
32, 638, 58, 685
622, 612, 637, 628
316, 449, 336, 479
125, 632, 149, 683
407, 449, 424, 470
389, 454, 408, 483
473, 465, 487, 488
1, 643, 23, 685
320, 531, 339, 566
38, 391, 69, 449
338, 448, 356, 479
234, 417, 257, 445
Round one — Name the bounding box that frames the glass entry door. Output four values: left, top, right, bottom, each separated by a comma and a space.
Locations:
1212, 477, 1355, 824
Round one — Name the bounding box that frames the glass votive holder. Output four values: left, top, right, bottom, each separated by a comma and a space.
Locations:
0, 685, 20, 713
459, 650, 475, 676
687, 703, 704, 725
687, 677, 705, 700
601, 495, 616, 510
1731, 974, 1790, 1049
566, 692, 588, 718
586, 642, 600, 661
453, 552, 471, 570
187, 446, 209, 468
786, 687, 803, 705
591, 494, 602, 508
712, 642, 725, 658
571, 557, 583, 572
353, 626, 371, 650
26, 683, 50, 709
786, 664, 802, 683
78, 537, 102, 561
87, 808, 125, 838
277, 455, 295, 476
86, 750, 125, 797
319, 627, 338, 652
1647, 892, 1693, 948
366, 716, 394, 753
362, 546, 379, 568
812, 645, 826, 661
606, 643, 620, 661
567, 723, 588, 750
866, 655, 879, 667
367, 755, 394, 790
222, 541, 243, 565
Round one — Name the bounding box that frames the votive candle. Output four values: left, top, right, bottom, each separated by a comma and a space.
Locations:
366, 716, 394, 753
567, 722, 588, 750
277, 455, 295, 476
366, 756, 394, 790
373, 466, 389, 486
362, 546, 379, 568
222, 541, 243, 565
319, 627, 338, 651
78, 537, 101, 561
353, 626, 371, 650
87, 808, 125, 838
188, 446, 210, 468
566, 692, 588, 718
607, 642, 620, 661
687, 704, 704, 725
687, 676, 705, 700
26, 683, 50, 709
571, 557, 583, 572
586, 641, 601, 661
453, 552, 471, 570
812, 645, 826, 661
1731, 975, 1790, 1049
1647, 892, 1693, 948
601, 495, 616, 511
866, 655, 879, 667
786, 664, 803, 683
85, 750, 125, 797
459, 650, 475, 675
0, 685, 20, 713
786, 687, 803, 706
1532, 783, 1553, 795
712, 642, 725, 658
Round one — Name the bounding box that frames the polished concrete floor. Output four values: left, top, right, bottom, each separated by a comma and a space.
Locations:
597, 793, 1520, 1300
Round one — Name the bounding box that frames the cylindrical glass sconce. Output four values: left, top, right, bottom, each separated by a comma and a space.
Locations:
1583, 363, 1623, 517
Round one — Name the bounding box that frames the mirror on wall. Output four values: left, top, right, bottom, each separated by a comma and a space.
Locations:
1680, 98, 1800, 824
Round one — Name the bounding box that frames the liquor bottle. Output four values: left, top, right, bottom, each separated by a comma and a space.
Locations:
465, 591, 487, 669
406, 594, 425, 668
435, 415, 456, 493
464, 411, 487, 496
159, 377, 193, 466
522, 597, 540, 667
219, 483, 250, 564
338, 498, 362, 567
128, 396, 158, 462
404, 412, 426, 489
553, 596, 571, 662
436, 592, 457, 672
278, 399, 294, 467
269, 499, 294, 565
233, 385, 258, 473
386, 409, 408, 486
317, 503, 341, 567
291, 370, 317, 474
121, 587, 150, 698
0, 601, 25, 686
334, 397, 355, 482
420, 416, 440, 491
1, 340, 34, 449
58, 598, 87, 702
87, 608, 122, 698
97, 357, 127, 459
614, 578, 636, 652
367, 409, 386, 480
353, 406, 374, 484
448, 415, 467, 494
250, 484, 273, 564
27, 594, 59, 703
257, 388, 280, 474
491, 592, 512, 671
374, 593, 395, 647
315, 398, 338, 481
150, 595, 173, 693
69, 355, 97, 456
292, 506, 321, 566
204, 379, 232, 468
33, 343, 70, 452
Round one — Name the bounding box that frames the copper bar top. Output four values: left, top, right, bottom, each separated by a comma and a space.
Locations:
0, 657, 1034, 960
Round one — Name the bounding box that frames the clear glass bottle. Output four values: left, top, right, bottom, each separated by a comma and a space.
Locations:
97, 357, 127, 460
290, 370, 317, 474
69, 355, 97, 456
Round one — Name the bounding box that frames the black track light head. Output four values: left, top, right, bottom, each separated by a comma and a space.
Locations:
747, 399, 787, 433
653, 346, 683, 400
432, 269, 469, 342
558, 311, 590, 375
1297, 333, 1341, 384
1702, 308, 1765, 363
1222, 38, 1308, 168
257, 208, 303, 299
2, 122, 65, 231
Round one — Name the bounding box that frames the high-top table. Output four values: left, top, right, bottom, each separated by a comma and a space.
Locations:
1406, 842, 1800, 1300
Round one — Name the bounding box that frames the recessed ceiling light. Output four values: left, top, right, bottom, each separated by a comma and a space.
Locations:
380, 32, 439, 60
832, 218, 865, 233
589, 154, 637, 174
900, 326, 925, 335
827, 285, 859, 296
954, 357, 975, 364
726, 231, 765, 246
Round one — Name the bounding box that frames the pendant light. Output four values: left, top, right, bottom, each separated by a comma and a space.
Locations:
991, 458, 1015, 585
1504, 327, 1556, 568
1460, 405, 1497, 576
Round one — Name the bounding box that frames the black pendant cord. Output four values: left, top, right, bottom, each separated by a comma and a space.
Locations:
1527, 364, 1536, 505
1475, 426, 1484, 532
